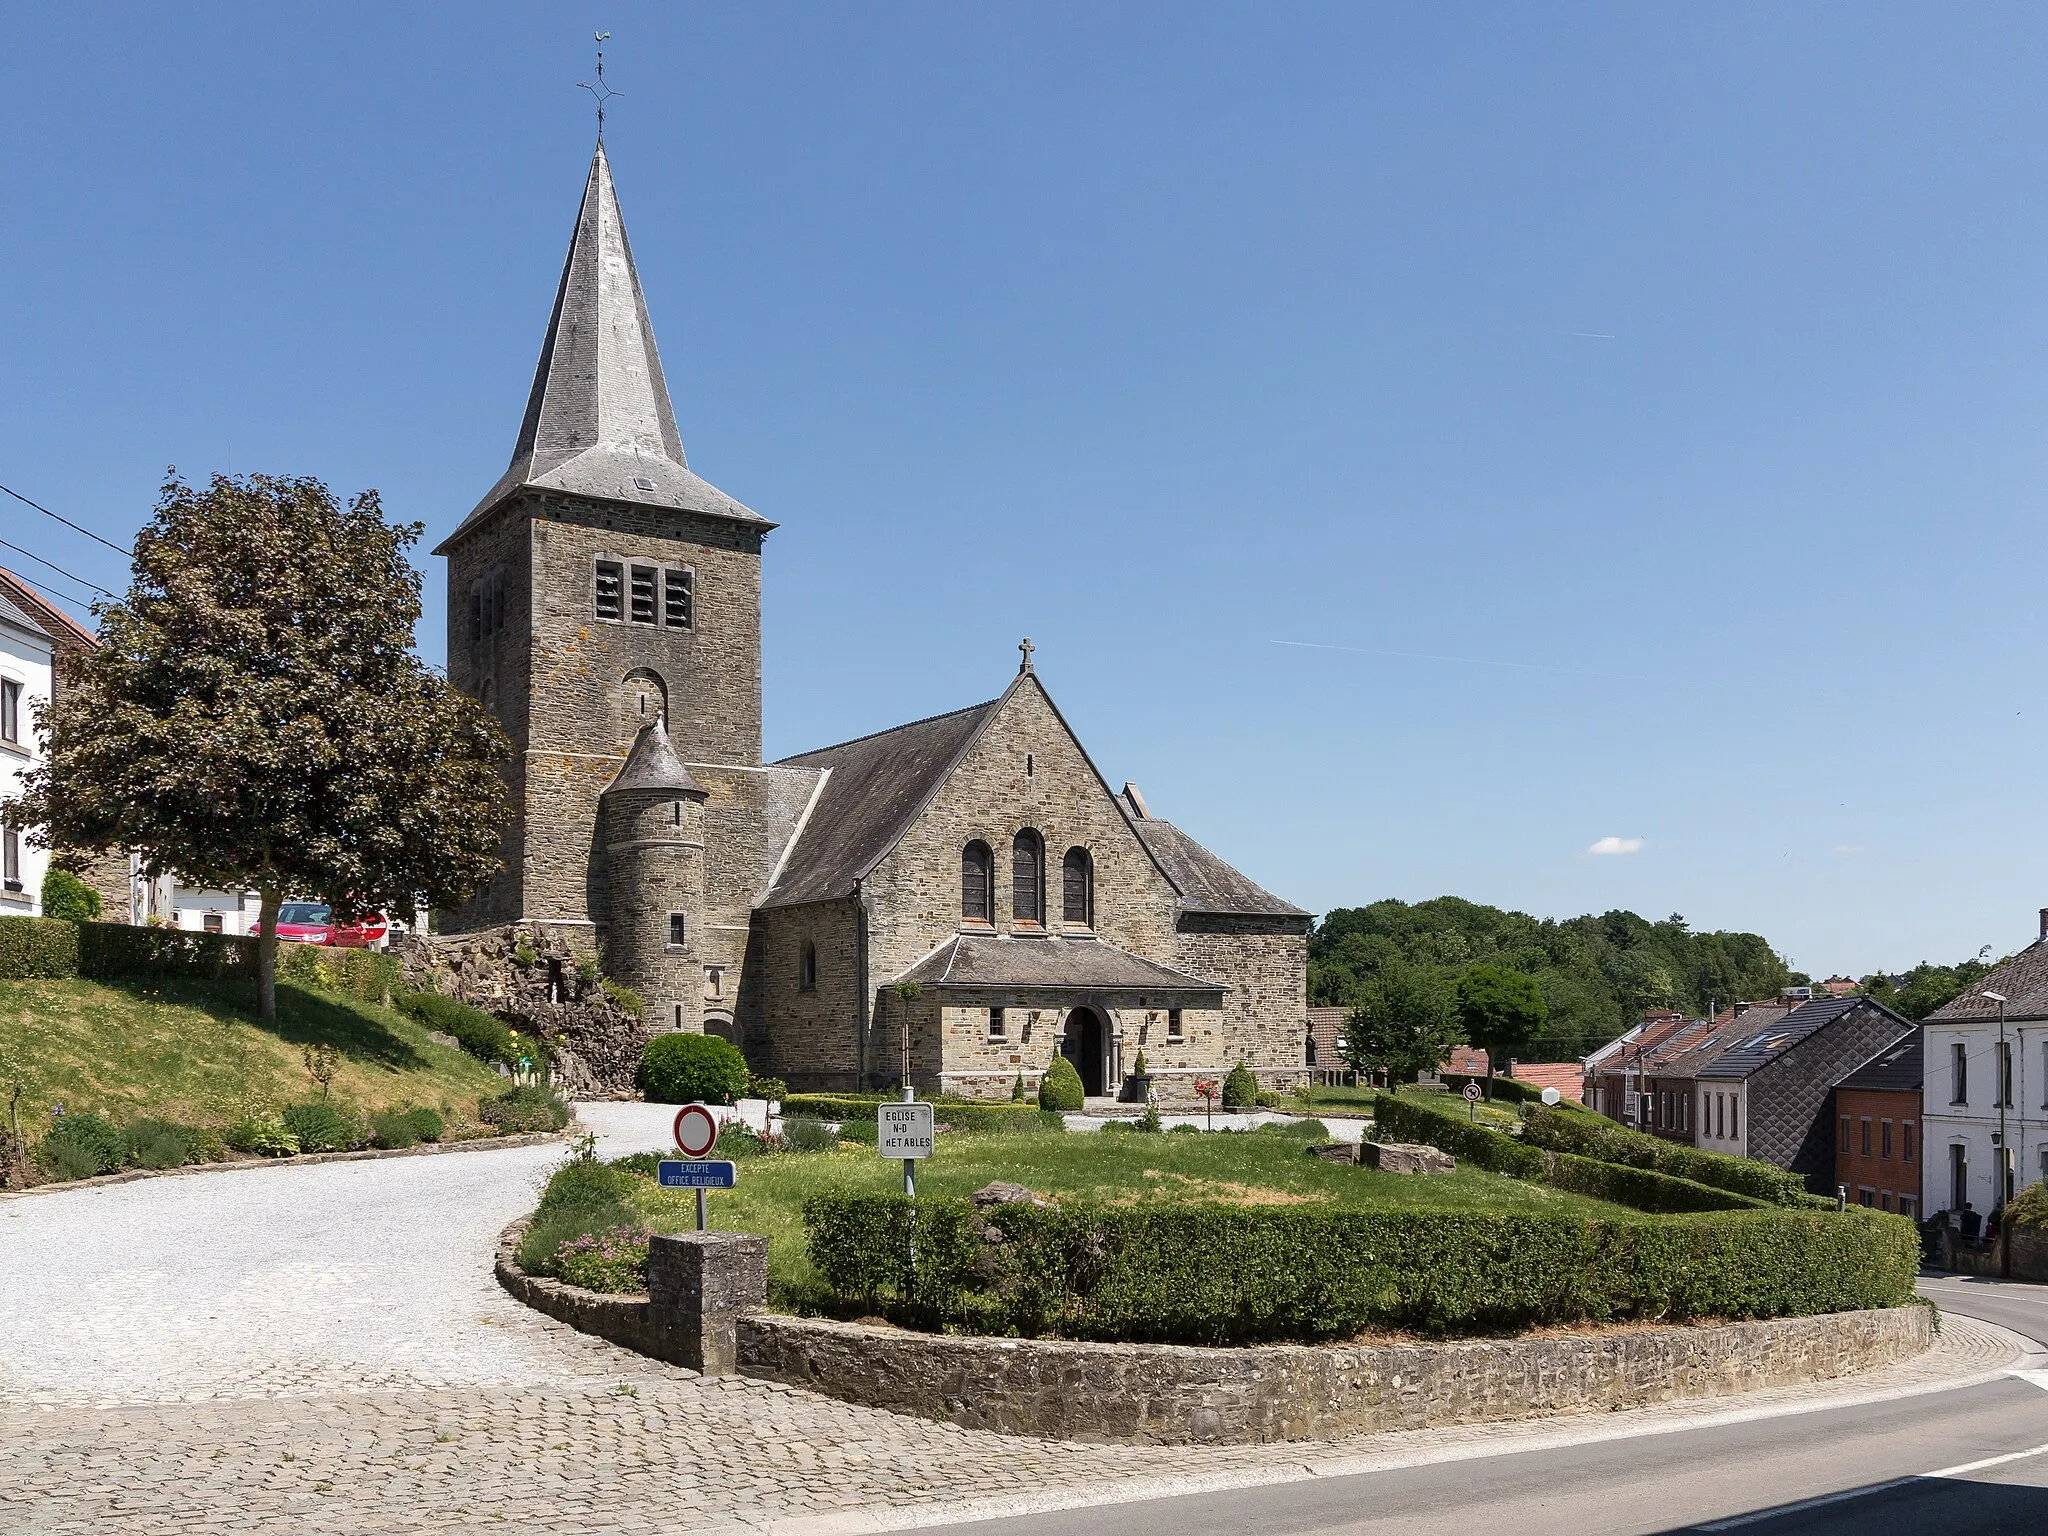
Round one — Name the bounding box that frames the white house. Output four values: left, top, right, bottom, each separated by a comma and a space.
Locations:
1921, 915, 2048, 1220
136, 872, 261, 936
0, 587, 54, 914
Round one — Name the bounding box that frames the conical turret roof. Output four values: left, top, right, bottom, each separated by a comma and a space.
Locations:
603, 717, 709, 799
438, 143, 766, 552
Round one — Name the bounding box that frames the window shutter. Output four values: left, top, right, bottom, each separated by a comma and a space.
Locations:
595, 561, 624, 621
664, 568, 693, 629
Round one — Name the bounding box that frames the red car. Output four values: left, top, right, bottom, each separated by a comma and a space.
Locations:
254, 903, 390, 948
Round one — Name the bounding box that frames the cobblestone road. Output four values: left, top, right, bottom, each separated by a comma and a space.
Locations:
0, 1109, 2023, 1534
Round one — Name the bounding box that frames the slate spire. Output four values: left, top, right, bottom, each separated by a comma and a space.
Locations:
602, 716, 709, 799
447, 141, 764, 544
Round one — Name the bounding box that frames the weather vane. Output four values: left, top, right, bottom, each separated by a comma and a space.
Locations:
579, 31, 622, 141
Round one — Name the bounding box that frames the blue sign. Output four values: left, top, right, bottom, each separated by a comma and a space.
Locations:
658, 1159, 738, 1189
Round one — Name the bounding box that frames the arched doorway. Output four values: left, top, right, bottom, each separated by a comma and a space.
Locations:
1060, 1007, 1106, 1097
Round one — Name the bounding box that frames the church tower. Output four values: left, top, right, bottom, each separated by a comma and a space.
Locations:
600, 718, 709, 1033
436, 142, 773, 933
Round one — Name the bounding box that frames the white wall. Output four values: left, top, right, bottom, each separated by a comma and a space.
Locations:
0, 616, 54, 916
1695, 1081, 1750, 1159
1921, 1021, 2048, 1217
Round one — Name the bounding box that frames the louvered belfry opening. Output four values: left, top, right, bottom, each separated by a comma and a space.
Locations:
961, 841, 993, 925
1012, 830, 1044, 927
1062, 847, 1093, 927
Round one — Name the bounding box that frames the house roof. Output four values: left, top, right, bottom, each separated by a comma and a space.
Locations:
890, 932, 1225, 1007
1587, 1014, 1695, 1072
1509, 1062, 1584, 1102
759, 694, 1006, 908
1696, 996, 1906, 1080
602, 718, 708, 798
1642, 1015, 1746, 1079
0, 567, 93, 652
436, 143, 766, 555
1836, 1028, 1922, 1093
1128, 818, 1308, 918
0, 584, 45, 642
1925, 942, 2048, 1023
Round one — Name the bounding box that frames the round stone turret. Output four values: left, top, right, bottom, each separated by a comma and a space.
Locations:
600, 718, 709, 1035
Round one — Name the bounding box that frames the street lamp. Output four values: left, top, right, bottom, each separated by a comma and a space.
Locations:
1984, 989, 2011, 1277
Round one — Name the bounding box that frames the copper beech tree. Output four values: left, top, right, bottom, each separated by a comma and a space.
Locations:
11, 473, 509, 1018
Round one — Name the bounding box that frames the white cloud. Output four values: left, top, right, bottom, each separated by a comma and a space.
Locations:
1586, 836, 1645, 856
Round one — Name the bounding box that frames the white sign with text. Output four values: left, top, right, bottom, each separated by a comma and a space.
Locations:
878, 1101, 936, 1159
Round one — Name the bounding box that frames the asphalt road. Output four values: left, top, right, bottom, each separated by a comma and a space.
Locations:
935, 1276, 2048, 1536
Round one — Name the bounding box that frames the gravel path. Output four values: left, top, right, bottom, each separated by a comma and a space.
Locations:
0, 1108, 2017, 1534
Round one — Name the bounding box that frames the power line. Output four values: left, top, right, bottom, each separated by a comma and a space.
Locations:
0, 481, 133, 557
0, 536, 115, 599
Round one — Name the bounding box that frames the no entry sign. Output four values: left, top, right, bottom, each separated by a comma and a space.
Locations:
673, 1103, 720, 1158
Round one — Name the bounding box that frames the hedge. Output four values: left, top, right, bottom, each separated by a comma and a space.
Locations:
802, 1192, 1919, 1343
782, 1094, 1064, 1134
1519, 1104, 1813, 1207
78, 922, 258, 981
0, 917, 80, 979
1370, 1094, 1766, 1213
394, 991, 527, 1067
278, 944, 400, 1004
1440, 1072, 1550, 1105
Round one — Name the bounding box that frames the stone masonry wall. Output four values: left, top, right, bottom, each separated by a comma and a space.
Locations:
1171, 913, 1310, 1087
749, 900, 863, 1090
735, 1306, 1930, 1445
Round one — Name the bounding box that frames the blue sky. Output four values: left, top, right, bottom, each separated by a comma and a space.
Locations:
4, 3, 2046, 977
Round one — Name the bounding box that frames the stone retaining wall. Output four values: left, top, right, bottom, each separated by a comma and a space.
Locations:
733, 1306, 1931, 1444
495, 1219, 1932, 1445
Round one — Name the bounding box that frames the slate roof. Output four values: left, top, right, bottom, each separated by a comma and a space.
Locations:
0, 567, 91, 651
1697, 996, 1891, 1080
602, 718, 708, 798
890, 933, 1225, 1005
1129, 819, 1309, 918
437, 143, 766, 554
1836, 1029, 1922, 1093
759, 696, 1004, 908
1926, 942, 2048, 1022
0, 584, 45, 640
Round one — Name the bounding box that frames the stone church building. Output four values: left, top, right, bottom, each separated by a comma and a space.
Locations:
435, 144, 1308, 1099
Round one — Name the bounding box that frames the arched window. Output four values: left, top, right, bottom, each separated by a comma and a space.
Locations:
1062, 847, 1093, 927
961, 841, 993, 925
799, 940, 817, 992
1012, 830, 1044, 927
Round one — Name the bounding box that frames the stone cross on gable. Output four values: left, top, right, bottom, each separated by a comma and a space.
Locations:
1018, 637, 1035, 674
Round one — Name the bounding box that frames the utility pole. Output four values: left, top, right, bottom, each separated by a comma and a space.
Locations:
1986, 989, 2011, 1279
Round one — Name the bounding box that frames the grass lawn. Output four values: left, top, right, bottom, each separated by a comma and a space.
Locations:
627, 1125, 1633, 1311
0, 975, 509, 1133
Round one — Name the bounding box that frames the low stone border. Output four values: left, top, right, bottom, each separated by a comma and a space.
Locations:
0, 1126, 573, 1201
493, 1217, 1933, 1445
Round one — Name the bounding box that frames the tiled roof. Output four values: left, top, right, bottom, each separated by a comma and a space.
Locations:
1508, 1062, 1585, 1103
0, 584, 44, 640
0, 567, 93, 651
1129, 819, 1308, 919
1835, 1029, 1922, 1093
1925, 942, 2048, 1022
890, 933, 1224, 1006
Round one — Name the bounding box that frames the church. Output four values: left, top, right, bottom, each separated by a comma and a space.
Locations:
435, 143, 1309, 1100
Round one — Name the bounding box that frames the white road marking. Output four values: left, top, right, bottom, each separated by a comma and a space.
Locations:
1690, 1439, 2048, 1530
2008, 1369, 2048, 1392
1924, 1439, 2048, 1479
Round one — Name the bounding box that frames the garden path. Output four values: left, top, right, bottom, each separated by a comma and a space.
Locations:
0, 1106, 2019, 1534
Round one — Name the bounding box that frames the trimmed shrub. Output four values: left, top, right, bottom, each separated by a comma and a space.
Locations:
394, 991, 523, 1068
836, 1117, 878, 1144
747, 1074, 788, 1104
637, 1033, 750, 1106
1011, 1072, 1028, 1102
283, 1100, 362, 1153
404, 1105, 444, 1143
802, 1193, 1920, 1343
37, 1112, 126, 1180
369, 1109, 421, 1150
480, 1084, 571, 1133
1520, 1105, 1813, 1207
0, 916, 80, 980
125, 1117, 195, 1170
1372, 1094, 1545, 1179
1038, 1057, 1085, 1112
1441, 1072, 1549, 1105
40, 868, 101, 923
225, 1114, 299, 1156
1542, 1151, 1769, 1213
1221, 1062, 1259, 1110
76, 922, 254, 981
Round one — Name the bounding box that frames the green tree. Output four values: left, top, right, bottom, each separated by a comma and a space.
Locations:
8, 473, 509, 1019
38, 867, 101, 923
1339, 956, 1456, 1088
1455, 964, 1549, 1096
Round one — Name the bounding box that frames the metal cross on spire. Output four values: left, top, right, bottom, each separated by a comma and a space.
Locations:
578, 31, 622, 141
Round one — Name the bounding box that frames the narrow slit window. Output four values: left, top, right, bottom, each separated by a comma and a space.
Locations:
595, 560, 624, 621
799, 941, 817, 992
629, 565, 658, 625
2, 821, 17, 888
1062, 848, 1093, 927
668, 912, 687, 949
1167, 1008, 1184, 1042
988, 1007, 1006, 1042
664, 568, 693, 629
1012, 830, 1043, 926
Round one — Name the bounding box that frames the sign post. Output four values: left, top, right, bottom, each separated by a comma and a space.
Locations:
1464, 1081, 1482, 1123
671, 1104, 725, 1231
879, 1097, 936, 1271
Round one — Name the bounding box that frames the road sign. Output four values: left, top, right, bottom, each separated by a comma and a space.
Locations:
673, 1104, 720, 1158
1541, 1087, 1562, 1106
879, 1101, 935, 1159
1463, 1082, 1482, 1103
657, 1159, 737, 1189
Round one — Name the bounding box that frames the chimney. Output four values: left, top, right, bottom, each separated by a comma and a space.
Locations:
2038, 907, 2047, 942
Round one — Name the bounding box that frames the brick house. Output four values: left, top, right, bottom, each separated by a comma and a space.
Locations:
1695, 995, 1913, 1192
1831, 1030, 1921, 1218
432, 143, 1309, 1099
1583, 1012, 1692, 1128
1637, 1015, 1748, 1145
